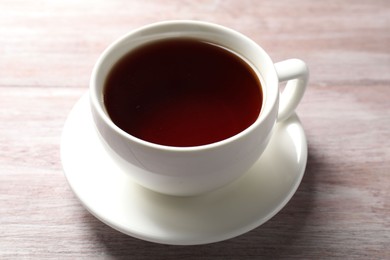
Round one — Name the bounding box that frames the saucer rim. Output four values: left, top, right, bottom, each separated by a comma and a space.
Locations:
61, 92, 307, 245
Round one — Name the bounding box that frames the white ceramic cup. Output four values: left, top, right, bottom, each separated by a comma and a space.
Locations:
90, 20, 308, 196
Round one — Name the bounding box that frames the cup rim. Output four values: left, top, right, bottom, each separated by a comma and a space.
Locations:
90, 20, 278, 152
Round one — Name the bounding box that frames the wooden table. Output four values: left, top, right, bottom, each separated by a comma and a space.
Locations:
1, 0, 389, 259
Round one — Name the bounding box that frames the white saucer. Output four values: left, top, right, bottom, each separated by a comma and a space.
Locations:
61, 93, 307, 245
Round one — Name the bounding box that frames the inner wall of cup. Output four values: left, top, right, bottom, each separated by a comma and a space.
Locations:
93, 22, 279, 128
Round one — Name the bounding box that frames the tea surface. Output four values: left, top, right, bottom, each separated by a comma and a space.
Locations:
104, 38, 262, 146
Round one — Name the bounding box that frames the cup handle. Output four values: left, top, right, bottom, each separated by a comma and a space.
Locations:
274, 59, 309, 121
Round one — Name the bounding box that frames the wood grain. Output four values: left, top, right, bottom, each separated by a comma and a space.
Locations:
1, 0, 389, 259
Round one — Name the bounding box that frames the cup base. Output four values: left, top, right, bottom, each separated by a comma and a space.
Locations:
61, 92, 308, 245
